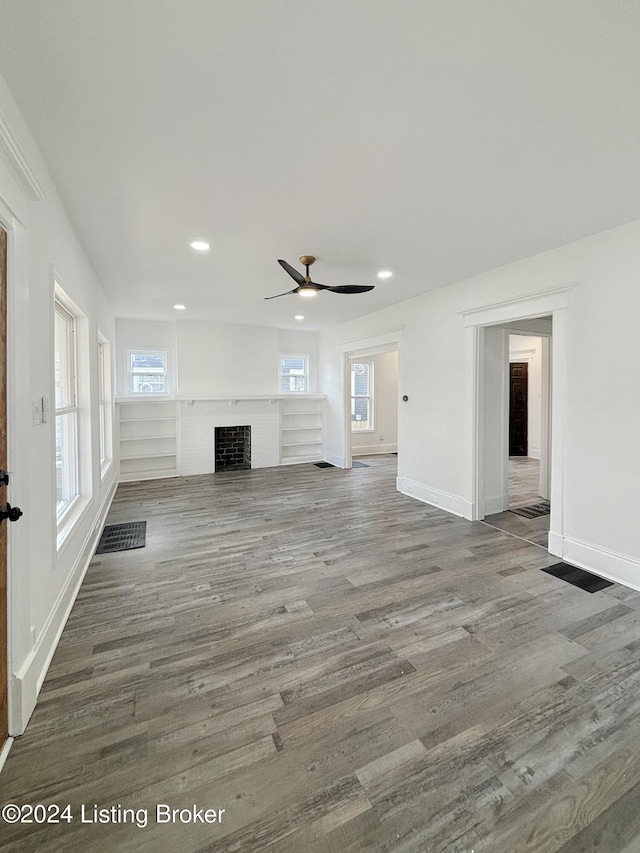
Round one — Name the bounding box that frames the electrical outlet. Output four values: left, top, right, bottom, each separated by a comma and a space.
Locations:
379, 435, 384, 441
32, 399, 42, 426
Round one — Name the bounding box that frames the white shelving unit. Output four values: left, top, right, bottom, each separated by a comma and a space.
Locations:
118, 399, 179, 482
280, 397, 324, 465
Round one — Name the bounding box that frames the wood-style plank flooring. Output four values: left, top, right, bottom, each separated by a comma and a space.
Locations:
508, 456, 541, 508
2, 455, 640, 852
486, 458, 550, 547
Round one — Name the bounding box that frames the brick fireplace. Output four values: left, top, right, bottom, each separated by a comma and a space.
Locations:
214, 425, 251, 471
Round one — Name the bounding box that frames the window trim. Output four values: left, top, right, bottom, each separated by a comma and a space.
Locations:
53, 277, 92, 551
350, 360, 375, 432
126, 348, 169, 396
98, 333, 113, 478
54, 298, 80, 522
279, 353, 310, 394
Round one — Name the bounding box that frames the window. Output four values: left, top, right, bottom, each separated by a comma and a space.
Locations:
98, 334, 112, 474
351, 361, 374, 431
280, 354, 309, 393
128, 349, 168, 394
55, 301, 79, 518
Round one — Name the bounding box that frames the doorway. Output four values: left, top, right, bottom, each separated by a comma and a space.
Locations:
348, 350, 398, 466
464, 285, 571, 559
509, 362, 528, 456
342, 337, 402, 471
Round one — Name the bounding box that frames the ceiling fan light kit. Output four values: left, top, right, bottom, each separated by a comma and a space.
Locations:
265, 256, 375, 300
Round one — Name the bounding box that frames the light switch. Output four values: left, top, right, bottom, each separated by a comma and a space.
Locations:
41, 394, 50, 423
33, 399, 42, 426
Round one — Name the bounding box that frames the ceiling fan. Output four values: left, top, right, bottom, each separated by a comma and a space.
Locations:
265, 256, 375, 299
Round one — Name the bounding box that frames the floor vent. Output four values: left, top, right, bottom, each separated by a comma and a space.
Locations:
352, 461, 369, 468
314, 461, 336, 468
510, 501, 550, 518
541, 562, 613, 593
96, 521, 147, 554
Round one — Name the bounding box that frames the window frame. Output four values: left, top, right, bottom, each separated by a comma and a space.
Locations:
54, 295, 80, 524
126, 348, 169, 395
98, 333, 113, 477
350, 360, 374, 432
279, 353, 310, 394
54, 278, 93, 551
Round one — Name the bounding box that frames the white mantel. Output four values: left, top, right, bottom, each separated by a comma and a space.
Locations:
183, 395, 326, 475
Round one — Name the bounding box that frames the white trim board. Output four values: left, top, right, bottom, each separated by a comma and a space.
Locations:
553, 536, 640, 594
324, 451, 347, 469
351, 444, 398, 456
0, 110, 46, 202
397, 477, 473, 519
0, 737, 14, 775
339, 327, 404, 354
461, 285, 573, 328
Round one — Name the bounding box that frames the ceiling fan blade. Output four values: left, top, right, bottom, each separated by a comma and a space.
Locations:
264, 287, 299, 300
326, 285, 375, 294
277, 259, 306, 286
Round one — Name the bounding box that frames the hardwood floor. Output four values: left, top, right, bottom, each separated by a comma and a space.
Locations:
2, 455, 640, 852
485, 457, 549, 547
508, 456, 541, 508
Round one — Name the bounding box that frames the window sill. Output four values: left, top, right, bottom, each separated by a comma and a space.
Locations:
352, 428, 375, 434
100, 458, 113, 482
56, 494, 91, 553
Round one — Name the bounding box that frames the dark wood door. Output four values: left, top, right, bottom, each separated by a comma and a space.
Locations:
0, 226, 7, 746
509, 362, 528, 456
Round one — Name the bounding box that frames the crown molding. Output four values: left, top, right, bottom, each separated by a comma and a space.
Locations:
460, 284, 574, 328
0, 111, 47, 202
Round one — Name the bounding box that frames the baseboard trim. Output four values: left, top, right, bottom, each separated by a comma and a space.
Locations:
351, 444, 398, 456
10, 478, 118, 735
397, 477, 473, 519
547, 530, 563, 558
325, 452, 347, 469
559, 536, 640, 593
0, 737, 14, 774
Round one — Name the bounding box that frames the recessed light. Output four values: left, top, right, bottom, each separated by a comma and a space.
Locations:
377, 270, 393, 279
294, 315, 304, 321
174, 304, 186, 310
190, 240, 210, 251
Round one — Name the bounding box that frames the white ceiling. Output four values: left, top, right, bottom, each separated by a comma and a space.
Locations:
1, 0, 639, 330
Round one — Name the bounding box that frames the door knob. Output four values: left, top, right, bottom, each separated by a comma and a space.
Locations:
0, 503, 23, 523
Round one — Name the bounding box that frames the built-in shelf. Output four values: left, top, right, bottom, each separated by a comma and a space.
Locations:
280, 398, 324, 465
118, 399, 179, 482
118, 395, 326, 477
120, 451, 178, 460
120, 436, 177, 442
120, 417, 176, 423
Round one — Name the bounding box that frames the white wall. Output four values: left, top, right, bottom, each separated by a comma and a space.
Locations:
321, 220, 640, 586
351, 350, 398, 454
509, 334, 543, 459
115, 319, 319, 397
0, 74, 117, 734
